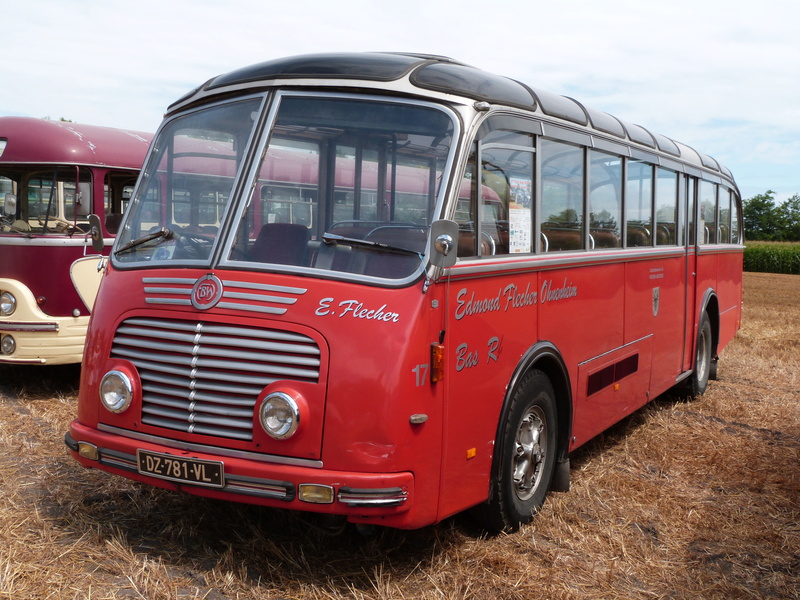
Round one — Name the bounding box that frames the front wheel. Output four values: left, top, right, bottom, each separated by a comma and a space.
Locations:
472, 369, 558, 533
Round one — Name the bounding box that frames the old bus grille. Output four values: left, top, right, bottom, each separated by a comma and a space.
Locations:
110, 317, 321, 441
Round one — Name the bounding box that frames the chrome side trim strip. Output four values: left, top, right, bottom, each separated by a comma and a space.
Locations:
0, 321, 59, 332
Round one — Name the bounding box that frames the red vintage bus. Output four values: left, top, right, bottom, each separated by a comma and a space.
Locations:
0, 117, 152, 364
66, 54, 743, 532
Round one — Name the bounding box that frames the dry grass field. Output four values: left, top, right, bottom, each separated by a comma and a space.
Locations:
1, 272, 798, 599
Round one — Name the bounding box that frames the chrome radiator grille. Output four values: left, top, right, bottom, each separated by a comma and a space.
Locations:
111, 317, 321, 441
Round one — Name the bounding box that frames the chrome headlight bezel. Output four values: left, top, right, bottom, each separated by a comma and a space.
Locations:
99, 370, 133, 413
259, 392, 300, 440
0, 291, 16, 316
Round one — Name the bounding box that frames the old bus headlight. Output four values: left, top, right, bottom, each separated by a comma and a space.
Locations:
99, 370, 133, 413
0, 292, 16, 316
259, 392, 300, 440
1, 335, 15, 355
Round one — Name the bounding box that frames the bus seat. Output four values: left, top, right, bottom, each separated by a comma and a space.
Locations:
542, 227, 582, 251
364, 225, 427, 252
591, 229, 621, 248
360, 225, 427, 277
311, 240, 352, 271
458, 229, 495, 257
626, 226, 650, 247
458, 230, 477, 256
250, 223, 310, 265
105, 213, 123, 234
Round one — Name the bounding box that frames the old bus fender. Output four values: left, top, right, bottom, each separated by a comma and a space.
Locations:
493, 341, 573, 494
69, 255, 105, 312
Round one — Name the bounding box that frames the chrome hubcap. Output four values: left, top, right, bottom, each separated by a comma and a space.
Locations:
513, 406, 546, 501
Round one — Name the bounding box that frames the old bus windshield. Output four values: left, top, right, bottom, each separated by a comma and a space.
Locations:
114, 93, 456, 281
226, 95, 455, 280
115, 98, 263, 264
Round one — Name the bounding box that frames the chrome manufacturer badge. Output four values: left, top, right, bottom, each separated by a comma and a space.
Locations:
191, 274, 224, 310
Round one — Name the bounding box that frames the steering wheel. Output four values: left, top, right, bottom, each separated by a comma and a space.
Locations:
171, 226, 215, 259
38, 216, 86, 234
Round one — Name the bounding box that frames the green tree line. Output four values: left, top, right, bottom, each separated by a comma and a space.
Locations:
743, 190, 800, 241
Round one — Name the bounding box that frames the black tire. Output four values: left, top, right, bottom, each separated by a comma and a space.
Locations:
472, 369, 558, 533
686, 312, 713, 398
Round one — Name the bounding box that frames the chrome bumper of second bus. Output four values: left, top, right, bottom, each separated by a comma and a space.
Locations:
64, 431, 410, 509
0, 319, 87, 365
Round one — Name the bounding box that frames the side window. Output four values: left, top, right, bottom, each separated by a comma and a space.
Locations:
589, 151, 622, 249
541, 139, 584, 252
655, 168, 678, 245
730, 191, 741, 244
687, 177, 697, 246
626, 160, 653, 246
699, 180, 717, 244
480, 146, 534, 255
718, 189, 731, 243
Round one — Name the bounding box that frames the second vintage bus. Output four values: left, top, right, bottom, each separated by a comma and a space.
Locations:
66, 53, 742, 532
0, 117, 152, 365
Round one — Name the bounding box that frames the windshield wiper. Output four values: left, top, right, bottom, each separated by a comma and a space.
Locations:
322, 232, 423, 259
114, 227, 172, 256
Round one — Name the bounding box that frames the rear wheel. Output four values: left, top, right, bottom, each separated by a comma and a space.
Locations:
686, 312, 713, 398
473, 369, 557, 533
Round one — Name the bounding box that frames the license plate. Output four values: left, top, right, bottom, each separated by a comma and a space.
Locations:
137, 450, 224, 488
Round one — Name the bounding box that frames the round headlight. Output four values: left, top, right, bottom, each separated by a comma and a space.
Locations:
0, 292, 16, 316
1, 335, 15, 355
259, 392, 300, 439
99, 370, 133, 413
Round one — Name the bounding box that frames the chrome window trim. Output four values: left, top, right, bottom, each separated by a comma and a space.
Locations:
216, 90, 462, 286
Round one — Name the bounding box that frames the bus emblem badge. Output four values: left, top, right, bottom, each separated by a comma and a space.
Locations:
191, 274, 224, 310
652, 287, 660, 317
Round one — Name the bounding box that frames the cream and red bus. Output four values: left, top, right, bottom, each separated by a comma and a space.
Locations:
66, 53, 742, 532
0, 117, 152, 365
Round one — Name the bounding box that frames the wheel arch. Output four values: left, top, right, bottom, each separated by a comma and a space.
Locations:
699, 288, 720, 357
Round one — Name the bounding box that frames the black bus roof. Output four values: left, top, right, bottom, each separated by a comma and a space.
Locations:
168, 52, 735, 186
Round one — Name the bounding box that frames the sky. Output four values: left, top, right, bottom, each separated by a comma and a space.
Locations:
2, 0, 799, 202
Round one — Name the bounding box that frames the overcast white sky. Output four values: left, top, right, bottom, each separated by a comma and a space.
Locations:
2, 0, 798, 201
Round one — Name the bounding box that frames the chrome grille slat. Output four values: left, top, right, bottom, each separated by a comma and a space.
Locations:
111, 317, 321, 441
139, 366, 272, 388
142, 384, 256, 410
141, 371, 263, 396
143, 402, 253, 428
112, 346, 194, 366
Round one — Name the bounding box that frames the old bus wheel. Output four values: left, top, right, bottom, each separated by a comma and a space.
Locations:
687, 312, 713, 398
473, 369, 557, 533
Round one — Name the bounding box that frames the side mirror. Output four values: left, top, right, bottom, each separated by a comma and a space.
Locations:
429, 219, 458, 268
3, 193, 16, 216
88, 213, 104, 252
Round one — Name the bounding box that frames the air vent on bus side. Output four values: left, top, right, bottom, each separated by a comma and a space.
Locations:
110, 317, 321, 441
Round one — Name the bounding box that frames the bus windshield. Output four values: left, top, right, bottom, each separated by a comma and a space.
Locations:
115, 98, 263, 264
114, 94, 456, 280
1, 167, 93, 236
227, 95, 455, 279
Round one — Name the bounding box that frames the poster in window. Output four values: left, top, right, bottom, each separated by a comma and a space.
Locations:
509, 177, 532, 253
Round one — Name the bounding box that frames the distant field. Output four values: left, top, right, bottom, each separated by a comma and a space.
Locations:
0, 272, 798, 599
744, 240, 800, 274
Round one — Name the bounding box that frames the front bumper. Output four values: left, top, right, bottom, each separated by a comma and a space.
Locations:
0, 318, 87, 364
66, 421, 413, 524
